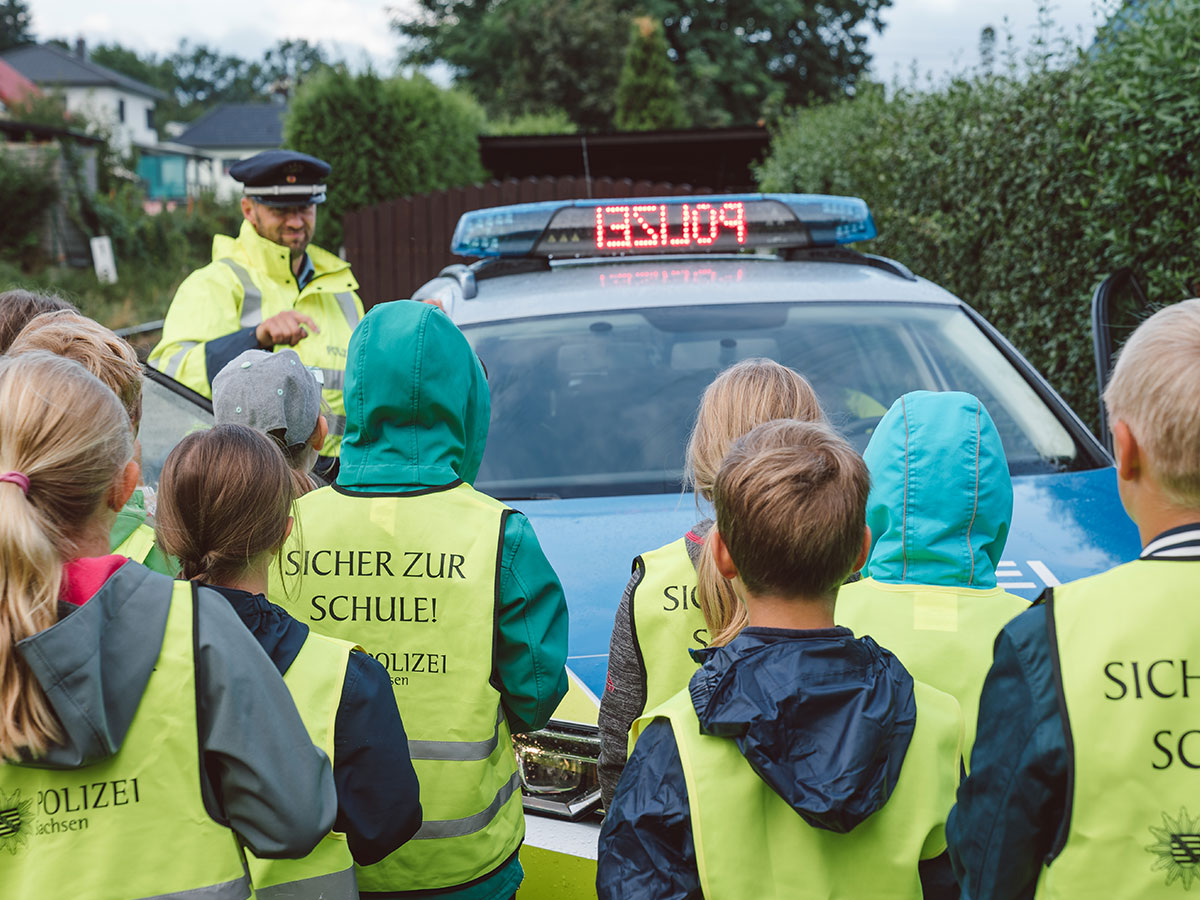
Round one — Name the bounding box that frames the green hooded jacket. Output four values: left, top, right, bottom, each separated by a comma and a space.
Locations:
334, 301, 570, 900
108, 488, 176, 576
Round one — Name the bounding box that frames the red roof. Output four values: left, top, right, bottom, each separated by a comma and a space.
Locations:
0, 58, 40, 108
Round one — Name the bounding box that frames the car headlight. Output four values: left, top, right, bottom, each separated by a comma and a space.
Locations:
512, 722, 601, 819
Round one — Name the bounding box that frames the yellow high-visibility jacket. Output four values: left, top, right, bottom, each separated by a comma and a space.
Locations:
149, 220, 364, 458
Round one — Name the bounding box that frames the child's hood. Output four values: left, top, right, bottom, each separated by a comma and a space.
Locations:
690, 628, 916, 833
13, 561, 172, 769
338, 301, 490, 489
862, 391, 1012, 588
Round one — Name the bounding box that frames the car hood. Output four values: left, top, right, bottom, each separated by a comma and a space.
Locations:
511, 465, 1140, 708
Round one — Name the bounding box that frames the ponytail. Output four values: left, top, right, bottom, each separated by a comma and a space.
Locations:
0, 353, 133, 759
696, 537, 746, 648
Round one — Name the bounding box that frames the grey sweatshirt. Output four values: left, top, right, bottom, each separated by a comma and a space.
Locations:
14, 560, 338, 859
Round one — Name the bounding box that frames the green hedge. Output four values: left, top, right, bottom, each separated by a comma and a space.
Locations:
0, 150, 58, 265
284, 70, 487, 250
756, 0, 1200, 432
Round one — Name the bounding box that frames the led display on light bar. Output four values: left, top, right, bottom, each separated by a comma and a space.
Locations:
449, 194, 876, 258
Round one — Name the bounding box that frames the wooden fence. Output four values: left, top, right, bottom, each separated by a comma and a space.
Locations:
342, 175, 712, 306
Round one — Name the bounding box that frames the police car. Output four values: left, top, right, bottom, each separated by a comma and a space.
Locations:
139, 194, 1142, 898
407, 194, 1142, 896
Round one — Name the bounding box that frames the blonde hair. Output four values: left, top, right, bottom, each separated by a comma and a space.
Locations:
686, 359, 826, 642
1104, 298, 1200, 508
156, 425, 294, 584
700, 419, 869, 646
9, 310, 143, 432
0, 352, 134, 759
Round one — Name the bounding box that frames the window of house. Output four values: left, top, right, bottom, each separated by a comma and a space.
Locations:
146, 108, 154, 130
117, 99, 125, 123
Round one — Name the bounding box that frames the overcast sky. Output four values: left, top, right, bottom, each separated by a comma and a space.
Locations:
26, 0, 1120, 84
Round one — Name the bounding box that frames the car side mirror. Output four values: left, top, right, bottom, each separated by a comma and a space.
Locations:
1091, 268, 1149, 455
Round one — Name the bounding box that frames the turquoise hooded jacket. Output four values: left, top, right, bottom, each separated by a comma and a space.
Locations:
332, 302, 569, 900
837, 391, 1028, 764
861, 390, 1012, 588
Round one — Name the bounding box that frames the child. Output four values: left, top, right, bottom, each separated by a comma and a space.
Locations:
7, 309, 174, 574
598, 358, 826, 807
271, 301, 568, 899
948, 299, 1200, 898
0, 352, 336, 898
836, 391, 1028, 763
0, 287, 76, 351
156, 424, 422, 895
597, 419, 962, 900
212, 348, 329, 495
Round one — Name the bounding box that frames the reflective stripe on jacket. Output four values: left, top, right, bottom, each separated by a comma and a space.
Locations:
0, 581, 251, 900
632, 680, 961, 899
148, 220, 364, 457
247, 631, 358, 899
272, 482, 524, 893
632, 538, 708, 715
1037, 559, 1200, 898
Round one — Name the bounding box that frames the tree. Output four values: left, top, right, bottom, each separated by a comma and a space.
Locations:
0, 0, 32, 51
397, 0, 891, 128
284, 69, 487, 249
395, 0, 628, 131
642, 0, 892, 126
614, 16, 688, 130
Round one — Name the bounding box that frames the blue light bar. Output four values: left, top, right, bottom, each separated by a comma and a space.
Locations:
449, 194, 876, 258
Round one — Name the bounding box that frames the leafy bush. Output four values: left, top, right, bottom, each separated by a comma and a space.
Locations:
284, 69, 487, 250
0, 149, 58, 265
614, 16, 689, 131
757, 0, 1200, 432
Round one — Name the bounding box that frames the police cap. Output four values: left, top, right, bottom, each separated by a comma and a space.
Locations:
230, 150, 329, 207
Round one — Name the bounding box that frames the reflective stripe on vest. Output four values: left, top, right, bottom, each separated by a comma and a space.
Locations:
632, 538, 708, 715
632, 681, 961, 900
114, 522, 158, 566
271, 483, 523, 893
247, 632, 358, 899
835, 577, 1029, 769
0, 581, 251, 900
334, 292, 361, 329
1036, 560, 1200, 898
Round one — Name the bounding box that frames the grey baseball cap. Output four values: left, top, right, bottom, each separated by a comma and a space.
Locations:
212, 348, 321, 449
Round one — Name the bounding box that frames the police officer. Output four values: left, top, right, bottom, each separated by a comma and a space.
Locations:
149, 150, 364, 474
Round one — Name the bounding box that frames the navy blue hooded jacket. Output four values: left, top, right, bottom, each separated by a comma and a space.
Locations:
210, 585, 423, 866
596, 627, 959, 899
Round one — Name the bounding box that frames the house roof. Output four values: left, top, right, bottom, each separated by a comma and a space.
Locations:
0, 59, 40, 108
174, 103, 286, 149
0, 44, 167, 101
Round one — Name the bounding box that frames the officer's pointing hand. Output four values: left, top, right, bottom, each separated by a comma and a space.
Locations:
256, 311, 321, 348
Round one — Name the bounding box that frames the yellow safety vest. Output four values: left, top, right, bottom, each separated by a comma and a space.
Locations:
1037, 560, 1200, 897
148, 220, 364, 458
631, 538, 708, 715
836, 577, 1028, 766
0, 582, 251, 900
632, 680, 961, 900
246, 632, 358, 900
271, 482, 523, 893
113, 522, 157, 565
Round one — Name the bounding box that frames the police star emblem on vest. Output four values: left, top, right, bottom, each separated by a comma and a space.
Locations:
1147, 808, 1200, 889
0, 787, 33, 854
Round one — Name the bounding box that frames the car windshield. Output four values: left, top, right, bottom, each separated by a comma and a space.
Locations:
464, 301, 1089, 500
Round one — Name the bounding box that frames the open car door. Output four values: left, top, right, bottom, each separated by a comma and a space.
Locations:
1091, 268, 1151, 455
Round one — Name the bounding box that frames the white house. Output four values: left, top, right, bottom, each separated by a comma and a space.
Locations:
174, 102, 286, 200
0, 41, 166, 153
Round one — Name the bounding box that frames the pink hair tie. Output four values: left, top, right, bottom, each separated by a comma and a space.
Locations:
0, 472, 30, 494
